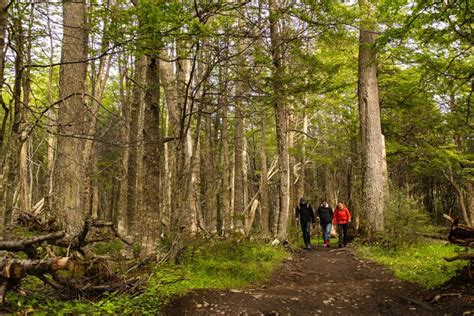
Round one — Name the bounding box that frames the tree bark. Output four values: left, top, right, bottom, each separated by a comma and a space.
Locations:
358, 0, 386, 235
268, 0, 290, 241
295, 108, 308, 201
53, 0, 88, 236
0, 231, 65, 252
18, 6, 34, 215
233, 2, 248, 233
1, 257, 73, 276
45, 3, 56, 213
159, 42, 196, 245
444, 168, 471, 226
219, 54, 231, 234
0, 0, 8, 151
126, 55, 146, 236
141, 55, 161, 255
83, 23, 112, 219
260, 116, 270, 236
1, 14, 28, 239
116, 54, 131, 235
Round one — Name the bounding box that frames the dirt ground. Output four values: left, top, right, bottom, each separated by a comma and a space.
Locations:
163, 243, 473, 316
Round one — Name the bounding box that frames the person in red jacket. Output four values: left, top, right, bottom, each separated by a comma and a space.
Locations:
333, 202, 351, 248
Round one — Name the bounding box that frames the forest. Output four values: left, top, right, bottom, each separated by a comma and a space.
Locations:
0, 0, 472, 314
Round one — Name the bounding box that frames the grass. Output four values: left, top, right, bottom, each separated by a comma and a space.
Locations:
10, 239, 287, 315
355, 240, 469, 288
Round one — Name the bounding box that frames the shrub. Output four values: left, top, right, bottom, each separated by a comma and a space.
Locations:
378, 189, 434, 249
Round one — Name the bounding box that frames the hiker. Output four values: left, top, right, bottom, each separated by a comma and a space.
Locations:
333, 202, 351, 248
295, 197, 315, 250
317, 201, 333, 247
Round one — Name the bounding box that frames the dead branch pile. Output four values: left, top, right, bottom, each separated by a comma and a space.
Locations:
443, 214, 474, 248
0, 214, 139, 304
442, 214, 473, 277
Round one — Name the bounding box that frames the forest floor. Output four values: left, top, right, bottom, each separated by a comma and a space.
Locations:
163, 243, 473, 315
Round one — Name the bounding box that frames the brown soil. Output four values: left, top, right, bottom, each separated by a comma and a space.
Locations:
163, 243, 473, 316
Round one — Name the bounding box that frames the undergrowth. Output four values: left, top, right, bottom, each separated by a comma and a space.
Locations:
355, 240, 469, 288
354, 191, 469, 289
8, 239, 287, 315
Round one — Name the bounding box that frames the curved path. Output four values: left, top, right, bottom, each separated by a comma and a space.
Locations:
164, 244, 472, 315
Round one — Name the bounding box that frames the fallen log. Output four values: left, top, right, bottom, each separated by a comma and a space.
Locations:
443, 214, 474, 248
0, 262, 24, 280
443, 253, 474, 262
0, 257, 73, 278
0, 231, 65, 252
0, 257, 73, 303
2, 216, 133, 302
443, 214, 473, 278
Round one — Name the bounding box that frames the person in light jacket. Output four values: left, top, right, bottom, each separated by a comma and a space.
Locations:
333, 202, 351, 248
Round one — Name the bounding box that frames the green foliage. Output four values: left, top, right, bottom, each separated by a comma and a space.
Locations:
12, 240, 287, 315
376, 190, 433, 249
356, 241, 469, 289
92, 240, 124, 256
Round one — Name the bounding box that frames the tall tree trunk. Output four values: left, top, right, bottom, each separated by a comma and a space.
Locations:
269, 0, 290, 241
18, 5, 34, 215
358, 0, 386, 235
233, 104, 245, 233
45, 3, 56, 213
158, 53, 180, 233
233, 2, 247, 233
159, 44, 195, 247
200, 54, 216, 232
0, 0, 8, 151
2, 14, 26, 239
162, 108, 171, 233
288, 114, 296, 205
126, 55, 146, 236
53, 0, 88, 236
176, 40, 198, 234
0, 0, 9, 239
141, 55, 161, 254
190, 108, 202, 233
83, 46, 111, 219
260, 116, 270, 237
116, 54, 131, 234
295, 108, 308, 201
444, 168, 471, 226
219, 59, 231, 234
448, 92, 473, 226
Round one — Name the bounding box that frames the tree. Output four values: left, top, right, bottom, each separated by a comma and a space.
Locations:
357, 0, 387, 234
268, 0, 290, 241
232, 0, 249, 233
53, 0, 88, 236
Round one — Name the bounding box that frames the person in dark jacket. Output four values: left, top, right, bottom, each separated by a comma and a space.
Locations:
333, 202, 351, 248
295, 197, 315, 250
317, 201, 333, 247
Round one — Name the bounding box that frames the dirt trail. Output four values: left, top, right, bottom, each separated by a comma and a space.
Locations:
163, 244, 473, 315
